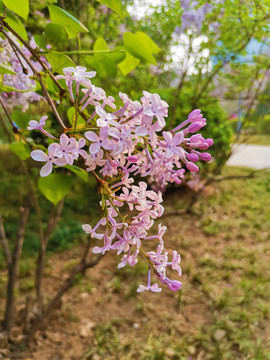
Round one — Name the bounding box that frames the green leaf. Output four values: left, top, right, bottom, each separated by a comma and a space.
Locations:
5, 10, 28, 41
94, 37, 108, 51
85, 56, 103, 75
45, 77, 58, 96
109, 46, 126, 63
11, 110, 31, 129
85, 39, 119, 78
45, 23, 69, 46
46, 51, 74, 73
38, 173, 73, 204
92, 38, 118, 77
135, 31, 161, 54
0, 83, 34, 92
34, 33, 47, 50
9, 142, 30, 160
118, 52, 140, 76
67, 107, 85, 128
0, 0, 4, 14
3, 0, 29, 19
48, 5, 88, 39
0, 63, 16, 75
64, 165, 88, 182
123, 32, 156, 65
97, 0, 125, 18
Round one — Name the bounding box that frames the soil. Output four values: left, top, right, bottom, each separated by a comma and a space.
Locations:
1, 185, 270, 360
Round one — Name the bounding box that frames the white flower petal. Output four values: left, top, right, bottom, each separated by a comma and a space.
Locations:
40, 161, 53, 177
31, 150, 48, 162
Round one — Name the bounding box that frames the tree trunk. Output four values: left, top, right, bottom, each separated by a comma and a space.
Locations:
4, 198, 32, 334
28, 253, 102, 339
35, 199, 64, 313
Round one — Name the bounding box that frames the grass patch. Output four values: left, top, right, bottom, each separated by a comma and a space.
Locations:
239, 134, 270, 146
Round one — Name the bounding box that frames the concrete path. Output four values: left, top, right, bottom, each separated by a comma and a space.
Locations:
226, 144, 270, 170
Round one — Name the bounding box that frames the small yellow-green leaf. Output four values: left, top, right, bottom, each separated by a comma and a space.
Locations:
135, 31, 161, 54
64, 165, 88, 182
118, 52, 140, 76
45, 23, 69, 46
97, 0, 125, 18
11, 110, 31, 129
0, 83, 33, 92
109, 46, 126, 63
5, 10, 28, 41
48, 5, 88, 39
67, 107, 85, 128
123, 32, 156, 65
9, 142, 30, 160
46, 51, 74, 73
38, 173, 73, 204
0, 63, 16, 75
94, 37, 108, 51
92, 38, 118, 77
3, 0, 29, 20
0, 0, 4, 14
34, 33, 47, 50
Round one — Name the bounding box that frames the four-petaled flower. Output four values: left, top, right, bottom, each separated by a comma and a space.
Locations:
96, 106, 120, 128
85, 150, 106, 171
85, 127, 112, 155
27, 115, 47, 130
31, 144, 67, 177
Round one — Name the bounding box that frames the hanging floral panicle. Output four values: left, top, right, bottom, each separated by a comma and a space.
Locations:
29, 67, 213, 293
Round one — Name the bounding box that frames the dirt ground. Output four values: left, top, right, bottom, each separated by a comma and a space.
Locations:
1, 173, 270, 360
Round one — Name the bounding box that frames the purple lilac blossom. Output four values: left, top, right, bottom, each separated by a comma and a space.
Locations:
29, 67, 213, 292
0, 34, 46, 112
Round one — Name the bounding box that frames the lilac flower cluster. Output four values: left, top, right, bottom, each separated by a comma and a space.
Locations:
0, 35, 43, 111
179, 1, 213, 33
29, 67, 213, 292
176, 0, 224, 34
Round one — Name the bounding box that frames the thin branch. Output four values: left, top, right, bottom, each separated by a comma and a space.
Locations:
0, 97, 31, 144
39, 49, 126, 55
4, 195, 32, 334
0, 96, 18, 133
192, 58, 230, 107
192, 33, 254, 107
169, 35, 193, 126
2, 18, 66, 95
9, 40, 28, 74
0, 214, 12, 267
44, 199, 65, 247
0, 28, 67, 131
0, 111, 12, 141
35, 198, 65, 314
27, 246, 102, 338
19, 161, 45, 314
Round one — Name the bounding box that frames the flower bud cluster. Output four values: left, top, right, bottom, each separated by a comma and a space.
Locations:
29, 67, 213, 292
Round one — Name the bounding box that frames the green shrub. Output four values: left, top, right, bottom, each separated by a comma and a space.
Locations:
258, 115, 270, 134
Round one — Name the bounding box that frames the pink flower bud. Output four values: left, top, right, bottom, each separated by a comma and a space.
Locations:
186, 161, 199, 172
188, 122, 202, 133
188, 109, 202, 122
128, 155, 138, 163
199, 152, 211, 161
187, 153, 199, 162
205, 138, 214, 146
198, 143, 210, 150
190, 134, 203, 143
